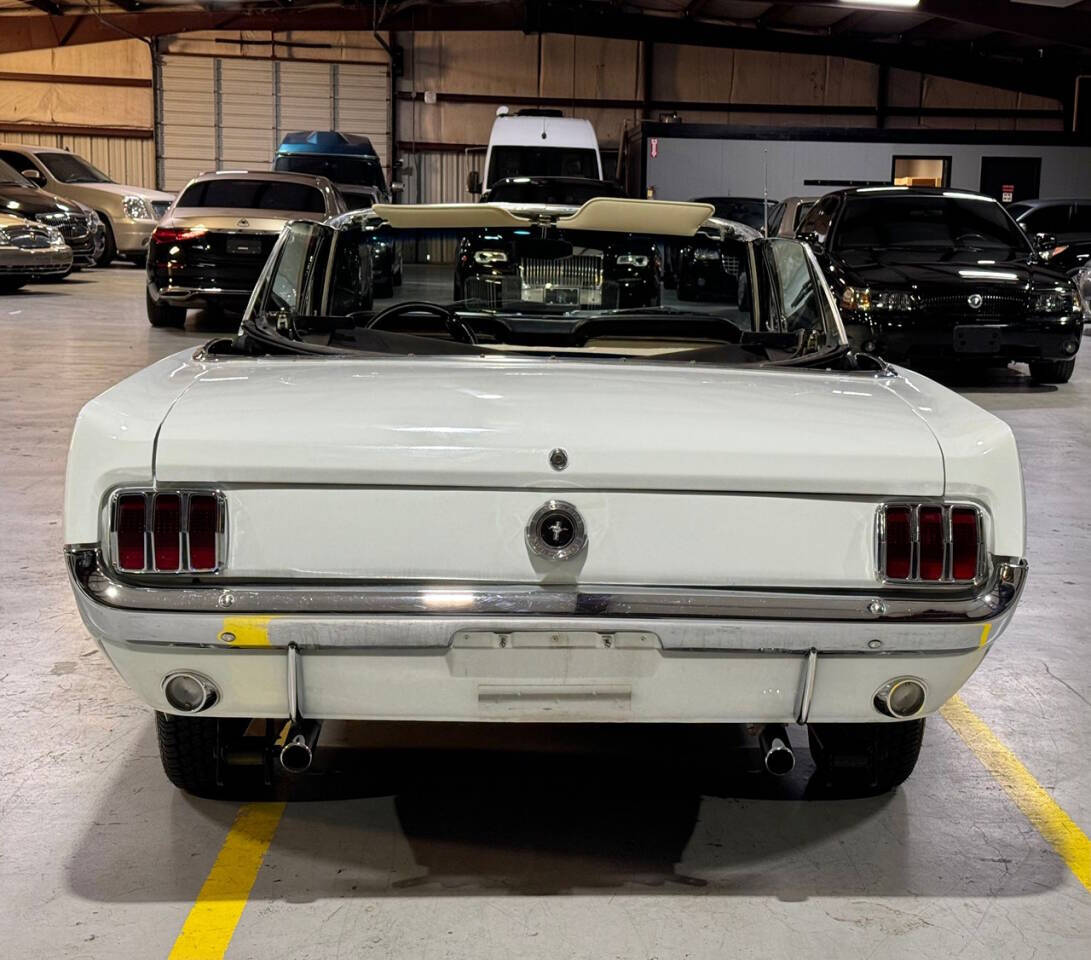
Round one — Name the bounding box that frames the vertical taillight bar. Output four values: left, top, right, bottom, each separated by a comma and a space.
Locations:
115, 494, 147, 571
883, 507, 912, 581
917, 506, 945, 581
950, 508, 980, 581
153, 494, 182, 571
188, 494, 220, 571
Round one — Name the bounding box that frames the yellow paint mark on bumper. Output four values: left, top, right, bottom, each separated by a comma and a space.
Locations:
942, 695, 1091, 893
220, 616, 276, 647
979, 623, 992, 648
167, 802, 286, 960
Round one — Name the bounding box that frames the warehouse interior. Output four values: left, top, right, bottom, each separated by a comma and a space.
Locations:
1, 2, 1090, 958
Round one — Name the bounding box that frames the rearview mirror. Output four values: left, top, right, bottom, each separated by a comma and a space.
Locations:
466, 170, 482, 196
1033, 232, 1058, 256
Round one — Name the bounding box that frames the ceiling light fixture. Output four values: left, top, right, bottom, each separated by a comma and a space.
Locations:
839, 0, 921, 8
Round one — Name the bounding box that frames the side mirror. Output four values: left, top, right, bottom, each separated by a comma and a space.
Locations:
21, 168, 43, 186
466, 170, 482, 196
797, 230, 823, 252
390, 182, 404, 195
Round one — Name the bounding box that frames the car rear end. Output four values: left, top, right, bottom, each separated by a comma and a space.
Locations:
147, 173, 336, 312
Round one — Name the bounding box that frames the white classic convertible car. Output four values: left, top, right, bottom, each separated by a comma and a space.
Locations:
65, 198, 1027, 798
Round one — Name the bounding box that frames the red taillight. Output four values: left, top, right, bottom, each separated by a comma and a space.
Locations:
188, 495, 219, 571
152, 225, 207, 244
153, 494, 181, 571
116, 494, 147, 571
918, 506, 945, 581
884, 507, 912, 580
951, 508, 980, 581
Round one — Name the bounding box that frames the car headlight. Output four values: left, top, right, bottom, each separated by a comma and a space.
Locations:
47, 226, 66, 247
122, 195, 152, 220
692, 247, 720, 261
1029, 287, 1081, 315
0, 227, 13, 247
616, 253, 649, 267
86, 209, 101, 227
840, 286, 918, 312
474, 250, 508, 265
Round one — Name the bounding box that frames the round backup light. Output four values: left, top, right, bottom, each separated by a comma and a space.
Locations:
874, 677, 927, 719
163, 672, 218, 713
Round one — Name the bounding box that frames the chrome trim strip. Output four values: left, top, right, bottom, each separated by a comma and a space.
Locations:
158, 286, 252, 301
797, 648, 818, 724
67, 548, 1027, 624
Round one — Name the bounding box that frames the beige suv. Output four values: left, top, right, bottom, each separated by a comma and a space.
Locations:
0, 144, 173, 266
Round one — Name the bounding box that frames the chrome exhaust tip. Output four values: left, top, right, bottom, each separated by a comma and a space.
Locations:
162, 671, 218, 713
758, 724, 796, 776
874, 677, 928, 719
279, 720, 321, 774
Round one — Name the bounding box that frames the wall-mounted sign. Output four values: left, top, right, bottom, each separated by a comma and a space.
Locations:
650, 137, 659, 159
1002, 183, 1015, 203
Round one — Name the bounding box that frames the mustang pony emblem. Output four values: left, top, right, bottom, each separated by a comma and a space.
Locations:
967, 293, 984, 309
526, 500, 587, 561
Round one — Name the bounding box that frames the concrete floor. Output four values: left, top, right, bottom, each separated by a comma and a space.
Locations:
1, 266, 1089, 959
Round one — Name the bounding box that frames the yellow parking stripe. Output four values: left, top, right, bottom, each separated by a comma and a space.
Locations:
167, 802, 286, 960
942, 695, 1091, 892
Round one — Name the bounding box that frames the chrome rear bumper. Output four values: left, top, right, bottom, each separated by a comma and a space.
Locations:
66, 547, 1026, 655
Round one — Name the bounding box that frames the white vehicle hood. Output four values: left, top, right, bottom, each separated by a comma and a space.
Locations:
153, 357, 944, 496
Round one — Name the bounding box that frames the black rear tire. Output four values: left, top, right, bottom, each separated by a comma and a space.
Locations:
808, 719, 925, 796
155, 712, 273, 800
1029, 358, 1076, 384
147, 288, 186, 327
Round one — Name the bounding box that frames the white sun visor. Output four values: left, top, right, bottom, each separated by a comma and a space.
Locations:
371, 198, 717, 236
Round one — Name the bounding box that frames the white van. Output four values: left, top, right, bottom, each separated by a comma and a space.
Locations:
468, 107, 602, 195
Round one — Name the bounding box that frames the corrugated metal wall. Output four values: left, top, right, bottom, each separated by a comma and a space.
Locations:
0, 130, 154, 187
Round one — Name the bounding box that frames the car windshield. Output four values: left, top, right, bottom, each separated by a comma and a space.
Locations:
485, 179, 626, 205
233, 207, 849, 369
178, 179, 326, 213
834, 193, 1032, 252
0, 158, 30, 186
274, 154, 386, 190
694, 198, 774, 230
486, 147, 599, 186
38, 152, 113, 184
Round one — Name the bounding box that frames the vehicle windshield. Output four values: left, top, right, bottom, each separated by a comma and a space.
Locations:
234, 207, 849, 369
486, 147, 599, 187
274, 154, 386, 190
694, 198, 774, 230
0, 158, 30, 186
178, 179, 326, 213
485, 179, 626, 205
834, 193, 1032, 252
38, 152, 113, 184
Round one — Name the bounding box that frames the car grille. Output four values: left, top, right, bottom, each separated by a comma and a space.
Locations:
35, 211, 90, 242
0, 223, 54, 250
723, 254, 741, 277
519, 254, 605, 306
917, 293, 1026, 319
150, 200, 170, 220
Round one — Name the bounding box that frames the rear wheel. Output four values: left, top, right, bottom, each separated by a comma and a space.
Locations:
96, 217, 117, 267
808, 719, 925, 796
155, 712, 273, 799
146, 288, 186, 327
1029, 358, 1076, 384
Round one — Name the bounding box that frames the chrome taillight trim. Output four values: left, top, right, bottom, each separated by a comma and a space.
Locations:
876, 502, 985, 585
107, 488, 227, 575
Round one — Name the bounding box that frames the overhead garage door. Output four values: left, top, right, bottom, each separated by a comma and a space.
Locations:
158, 54, 391, 192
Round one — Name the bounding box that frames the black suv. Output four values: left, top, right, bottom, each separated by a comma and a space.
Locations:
798, 187, 1082, 383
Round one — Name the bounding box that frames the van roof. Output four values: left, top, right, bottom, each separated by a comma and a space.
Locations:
488, 114, 598, 150
277, 131, 379, 158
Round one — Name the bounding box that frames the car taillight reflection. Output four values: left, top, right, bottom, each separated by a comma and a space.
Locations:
880, 503, 982, 584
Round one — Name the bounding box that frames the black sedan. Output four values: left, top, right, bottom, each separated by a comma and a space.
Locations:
799, 187, 1083, 383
